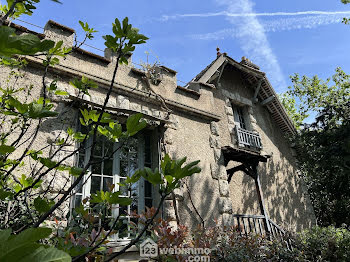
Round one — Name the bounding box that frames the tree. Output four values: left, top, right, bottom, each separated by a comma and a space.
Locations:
0, 1, 201, 261
281, 68, 350, 226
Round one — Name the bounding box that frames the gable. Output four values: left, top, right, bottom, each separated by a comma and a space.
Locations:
188, 54, 296, 136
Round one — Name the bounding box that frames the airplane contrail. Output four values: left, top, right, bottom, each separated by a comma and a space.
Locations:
161, 10, 350, 21
190, 14, 345, 40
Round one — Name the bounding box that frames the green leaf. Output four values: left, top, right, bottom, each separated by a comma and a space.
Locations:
115, 197, 132, 206
54, 90, 69, 96
164, 175, 174, 185
0, 189, 12, 200
0, 145, 15, 155
141, 167, 162, 185
28, 102, 58, 119
18, 246, 71, 262
0, 229, 11, 242
0, 26, 55, 57
126, 113, 146, 136
34, 197, 51, 214
0, 228, 52, 261
39, 157, 58, 169
69, 167, 84, 177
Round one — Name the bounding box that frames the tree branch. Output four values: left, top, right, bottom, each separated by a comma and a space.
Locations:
104, 193, 168, 262
0, 0, 23, 26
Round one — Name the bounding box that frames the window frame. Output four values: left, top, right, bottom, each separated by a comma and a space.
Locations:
71, 128, 158, 242
232, 103, 250, 130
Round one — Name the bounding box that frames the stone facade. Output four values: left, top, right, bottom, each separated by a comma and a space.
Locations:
1, 20, 316, 260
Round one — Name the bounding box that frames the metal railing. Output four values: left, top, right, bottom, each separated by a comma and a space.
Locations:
231, 214, 269, 236
235, 126, 262, 149
231, 214, 292, 249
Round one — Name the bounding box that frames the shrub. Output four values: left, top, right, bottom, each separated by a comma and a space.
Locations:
145, 219, 350, 262
297, 225, 350, 261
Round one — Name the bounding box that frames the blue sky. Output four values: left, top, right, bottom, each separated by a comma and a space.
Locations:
9, 0, 350, 93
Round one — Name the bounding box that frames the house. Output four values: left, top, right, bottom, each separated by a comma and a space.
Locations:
1, 20, 316, 259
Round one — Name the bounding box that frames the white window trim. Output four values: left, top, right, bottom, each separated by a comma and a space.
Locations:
71, 131, 157, 243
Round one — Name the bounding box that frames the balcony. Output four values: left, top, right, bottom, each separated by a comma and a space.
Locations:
235, 126, 262, 150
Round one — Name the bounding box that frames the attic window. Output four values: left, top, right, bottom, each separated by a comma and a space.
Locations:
231, 103, 249, 130
230, 103, 262, 150
235, 107, 247, 130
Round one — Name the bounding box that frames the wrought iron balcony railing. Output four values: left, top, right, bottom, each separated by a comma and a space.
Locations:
231, 214, 292, 249
235, 126, 262, 150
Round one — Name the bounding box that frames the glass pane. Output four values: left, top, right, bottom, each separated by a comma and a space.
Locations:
75, 178, 83, 193
119, 178, 128, 196
130, 181, 138, 198
103, 159, 113, 176
130, 197, 138, 213
120, 147, 128, 160
129, 153, 138, 177
102, 218, 112, 231
144, 180, 152, 198
78, 154, 85, 168
144, 134, 152, 164
74, 194, 82, 207
130, 217, 138, 237
90, 202, 100, 216
119, 219, 129, 238
91, 175, 101, 194
91, 159, 102, 174
103, 177, 113, 191
120, 160, 128, 177
104, 205, 112, 217
119, 204, 128, 216
128, 138, 138, 153
104, 139, 114, 157
94, 137, 103, 156
78, 140, 87, 154
145, 198, 153, 209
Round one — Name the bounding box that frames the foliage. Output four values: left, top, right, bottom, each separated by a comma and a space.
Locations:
281, 68, 350, 226
0, 2, 200, 262
279, 92, 307, 130
342, 0, 350, 24
298, 226, 350, 262
0, 0, 61, 23
140, 215, 350, 262
282, 68, 350, 129
294, 107, 350, 226
0, 227, 71, 262
137, 212, 300, 262
103, 17, 148, 65
0, 26, 55, 57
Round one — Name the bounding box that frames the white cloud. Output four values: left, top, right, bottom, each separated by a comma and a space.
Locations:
191, 14, 345, 40
161, 3, 350, 91
212, 0, 287, 91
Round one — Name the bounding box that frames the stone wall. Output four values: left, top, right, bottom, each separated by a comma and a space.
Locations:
211, 66, 316, 230
0, 20, 316, 242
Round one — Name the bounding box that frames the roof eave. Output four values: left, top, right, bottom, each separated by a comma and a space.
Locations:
193, 55, 297, 136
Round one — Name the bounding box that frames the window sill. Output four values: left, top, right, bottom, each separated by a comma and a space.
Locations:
107, 240, 138, 252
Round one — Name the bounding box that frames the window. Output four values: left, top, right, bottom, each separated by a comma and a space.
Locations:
72, 130, 156, 240
230, 103, 262, 150
232, 103, 248, 130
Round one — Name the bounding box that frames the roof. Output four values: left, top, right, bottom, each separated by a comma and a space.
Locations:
4, 20, 45, 39
188, 54, 296, 136
46, 20, 75, 34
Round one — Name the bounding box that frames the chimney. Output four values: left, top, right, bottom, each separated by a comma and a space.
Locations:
44, 20, 75, 47
216, 47, 221, 57
240, 56, 260, 70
